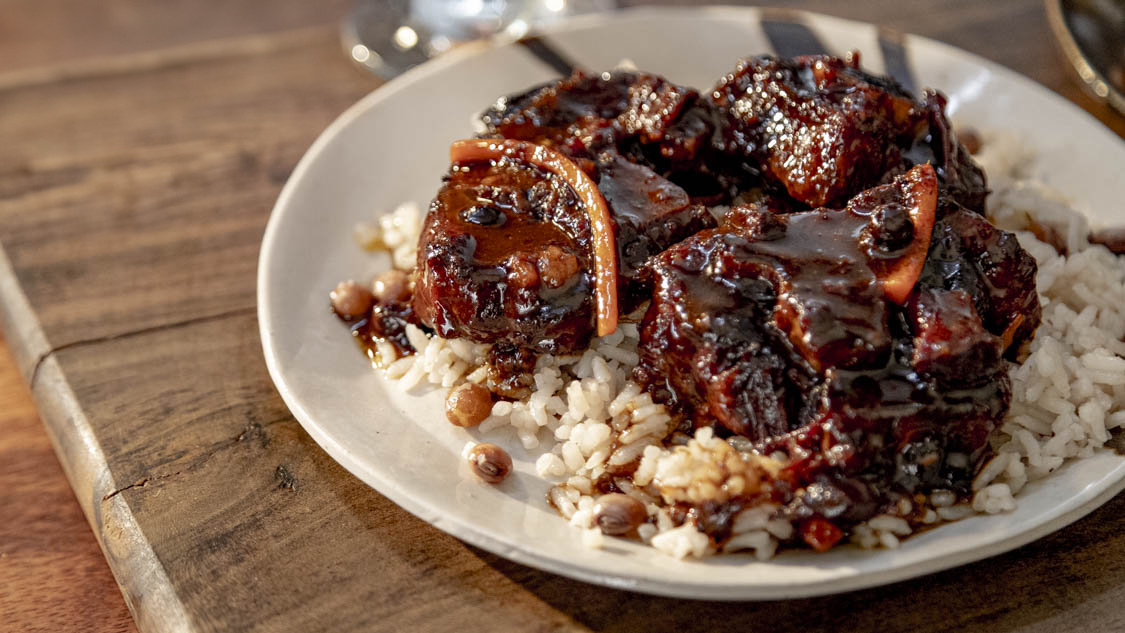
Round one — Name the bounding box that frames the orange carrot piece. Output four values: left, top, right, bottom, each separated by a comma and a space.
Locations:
800, 518, 845, 553
1000, 313, 1025, 353
449, 139, 619, 336
881, 163, 938, 305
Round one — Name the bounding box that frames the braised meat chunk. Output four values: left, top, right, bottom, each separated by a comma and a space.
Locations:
904, 92, 988, 214
481, 72, 635, 155
481, 70, 728, 201
636, 162, 1037, 533
414, 141, 718, 354
482, 71, 697, 154
635, 164, 938, 440
710, 55, 987, 212
808, 345, 1011, 497
710, 55, 922, 207
634, 225, 810, 441
596, 152, 717, 308
908, 288, 1003, 382
917, 207, 1041, 352
413, 153, 597, 354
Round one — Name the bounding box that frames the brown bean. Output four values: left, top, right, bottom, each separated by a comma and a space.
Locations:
1029, 218, 1068, 255
467, 443, 512, 484
958, 128, 982, 155
372, 269, 411, 304
506, 255, 539, 289
329, 280, 375, 320
1090, 227, 1125, 256
537, 245, 580, 289
593, 493, 647, 535
445, 383, 493, 427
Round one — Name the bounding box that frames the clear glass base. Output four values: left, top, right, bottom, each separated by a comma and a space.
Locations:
342, 0, 615, 79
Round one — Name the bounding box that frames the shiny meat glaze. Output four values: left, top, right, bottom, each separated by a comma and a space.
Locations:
482, 70, 698, 158
905, 91, 989, 214
918, 208, 1041, 351
596, 153, 717, 309
412, 151, 718, 354
481, 70, 729, 202
413, 157, 596, 354
635, 167, 1039, 532
710, 55, 987, 212
635, 170, 936, 440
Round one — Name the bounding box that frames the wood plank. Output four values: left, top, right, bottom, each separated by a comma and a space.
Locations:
41, 310, 1125, 633
0, 334, 137, 633
0, 27, 376, 352
0, 0, 351, 74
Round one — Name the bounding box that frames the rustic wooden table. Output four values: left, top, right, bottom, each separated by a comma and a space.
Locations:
1, 1, 1123, 632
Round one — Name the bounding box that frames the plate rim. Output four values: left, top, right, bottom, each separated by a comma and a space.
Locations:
258, 5, 1125, 600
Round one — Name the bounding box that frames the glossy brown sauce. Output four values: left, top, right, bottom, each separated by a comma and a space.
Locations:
436, 161, 580, 265
412, 156, 596, 354
729, 206, 890, 371
347, 297, 418, 364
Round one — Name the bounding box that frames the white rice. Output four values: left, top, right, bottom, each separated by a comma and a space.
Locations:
361, 135, 1125, 558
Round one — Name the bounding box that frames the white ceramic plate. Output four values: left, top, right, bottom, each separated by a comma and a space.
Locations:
258, 6, 1125, 600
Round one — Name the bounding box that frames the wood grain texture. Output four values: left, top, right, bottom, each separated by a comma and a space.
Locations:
0, 334, 137, 633
0, 28, 376, 350
2, 1, 1124, 632
0, 0, 351, 74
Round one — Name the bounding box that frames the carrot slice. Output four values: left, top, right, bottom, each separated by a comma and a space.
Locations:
800, 518, 844, 553
881, 163, 938, 305
449, 139, 619, 336
1000, 313, 1025, 353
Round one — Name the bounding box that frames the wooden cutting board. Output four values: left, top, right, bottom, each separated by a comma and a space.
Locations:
2, 3, 1124, 632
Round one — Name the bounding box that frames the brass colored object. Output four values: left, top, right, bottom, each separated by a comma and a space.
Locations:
1046, 0, 1125, 115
